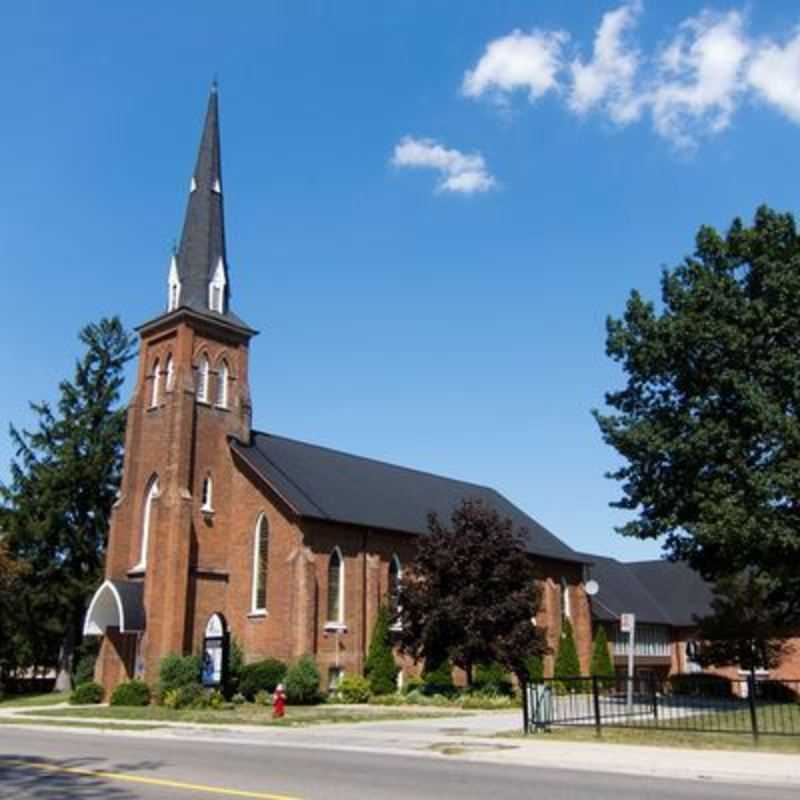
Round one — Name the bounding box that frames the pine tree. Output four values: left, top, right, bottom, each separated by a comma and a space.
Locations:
365, 604, 399, 695
590, 626, 614, 683
553, 618, 581, 681
1, 317, 135, 690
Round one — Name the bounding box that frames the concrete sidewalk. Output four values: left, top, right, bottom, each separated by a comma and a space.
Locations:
3, 707, 798, 788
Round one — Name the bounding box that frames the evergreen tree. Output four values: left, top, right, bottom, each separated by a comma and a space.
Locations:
365, 604, 398, 695
398, 498, 547, 685
1, 317, 135, 690
553, 618, 581, 680
590, 626, 614, 683
595, 207, 800, 615
524, 653, 544, 683
0, 537, 27, 690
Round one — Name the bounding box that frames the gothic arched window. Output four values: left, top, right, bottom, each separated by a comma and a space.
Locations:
251, 514, 269, 613
196, 355, 210, 403
201, 475, 213, 512
327, 547, 344, 626
165, 355, 175, 392
150, 359, 161, 408
136, 476, 159, 570
216, 360, 229, 408
388, 555, 402, 617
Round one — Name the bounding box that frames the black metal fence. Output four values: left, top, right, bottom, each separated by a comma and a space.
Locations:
522, 675, 800, 740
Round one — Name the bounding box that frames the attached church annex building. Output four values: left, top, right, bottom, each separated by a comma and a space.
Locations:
84, 88, 594, 693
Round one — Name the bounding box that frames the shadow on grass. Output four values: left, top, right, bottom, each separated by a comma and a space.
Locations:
0, 755, 166, 799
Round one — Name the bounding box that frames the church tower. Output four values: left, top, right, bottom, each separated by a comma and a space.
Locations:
88, 86, 257, 686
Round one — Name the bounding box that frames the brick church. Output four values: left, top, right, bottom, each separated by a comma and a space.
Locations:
84, 87, 594, 692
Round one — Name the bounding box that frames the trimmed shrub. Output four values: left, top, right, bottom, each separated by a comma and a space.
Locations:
226, 637, 245, 698
525, 654, 544, 683
365, 605, 399, 696
157, 654, 201, 698
110, 680, 151, 707
206, 688, 226, 709
72, 654, 97, 688
473, 662, 513, 696
70, 681, 103, 705
668, 673, 733, 699
285, 655, 321, 705
239, 658, 287, 700
254, 689, 271, 707
554, 619, 582, 686
337, 675, 371, 704
422, 657, 455, 697
403, 674, 424, 694
590, 627, 615, 687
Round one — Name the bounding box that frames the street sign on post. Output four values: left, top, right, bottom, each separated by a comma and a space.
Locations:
620, 613, 636, 713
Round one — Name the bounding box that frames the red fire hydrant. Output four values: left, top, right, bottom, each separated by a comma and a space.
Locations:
272, 683, 286, 718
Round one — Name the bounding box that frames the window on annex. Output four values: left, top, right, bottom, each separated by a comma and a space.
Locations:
560, 577, 571, 622
251, 514, 269, 614
326, 547, 344, 627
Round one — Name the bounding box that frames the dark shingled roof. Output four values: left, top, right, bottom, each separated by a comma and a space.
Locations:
231, 431, 586, 564
581, 552, 714, 627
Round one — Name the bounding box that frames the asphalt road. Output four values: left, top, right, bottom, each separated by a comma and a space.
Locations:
1, 728, 796, 800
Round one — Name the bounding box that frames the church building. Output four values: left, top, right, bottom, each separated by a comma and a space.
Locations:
84, 88, 594, 693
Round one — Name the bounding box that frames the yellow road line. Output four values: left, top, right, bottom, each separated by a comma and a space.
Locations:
0, 759, 303, 800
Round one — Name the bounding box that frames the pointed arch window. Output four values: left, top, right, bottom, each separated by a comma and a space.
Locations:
251, 514, 269, 614
165, 355, 175, 392
560, 577, 571, 622
197, 355, 210, 403
216, 360, 229, 408
134, 477, 159, 571
388, 555, 402, 617
326, 547, 344, 627
201, 475, 213, 513
150, 359, 161, 408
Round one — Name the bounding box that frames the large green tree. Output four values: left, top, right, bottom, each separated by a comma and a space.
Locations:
695, 572, 790, 678
595, 206, 800, 616
0, 536, 28, 689
398, 498, 547, 685
1, 317, 134, 690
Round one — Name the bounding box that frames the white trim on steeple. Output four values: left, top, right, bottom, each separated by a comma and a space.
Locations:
213, 177, 222, 194
209, 256, 226, 313
168, 254, 181, 312
190, 176, 197, 192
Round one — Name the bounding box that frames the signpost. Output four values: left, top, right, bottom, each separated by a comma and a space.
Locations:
620, 612, 636, 713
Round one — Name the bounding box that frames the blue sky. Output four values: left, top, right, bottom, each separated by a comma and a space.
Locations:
2, 1, 800, 561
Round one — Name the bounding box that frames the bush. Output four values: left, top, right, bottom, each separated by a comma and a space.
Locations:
70, 681, 103, 705
755, 680, 798, 703
369, 693, 406, 706
422, 657, 455, 697
231, 692, 246, 705
226, 638, 245, 697
158, 654, 201, 698
239, 658, 287, 700
403, 674, 424, 694
337, 675, 371, 704
72, 654, 97, 688
110, 680, 151, 707
460, 692, 519, 710
254, 689, 271, 707
590, 627, 615, 687
668, 673, 733, 699
365, 605, 399, 696
554, 619, 582, 688
525, 654, 544, 683
206, 688, 226, 709
285, 655, 321, 705
473, 662, 513, 696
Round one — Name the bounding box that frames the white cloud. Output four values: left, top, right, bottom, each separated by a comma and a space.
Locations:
391, 137, 496, 195
647, 11, 750, 148
462, 3, 800, 149
747, 30, 800, 123
568, 1, 643, 123
462, 29, 568, 101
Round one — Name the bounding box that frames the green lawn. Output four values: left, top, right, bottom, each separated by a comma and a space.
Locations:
0, 717, 163, 732
0, 692, 67, 709
22, 703, 469, 727
509, 725, 800, 754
